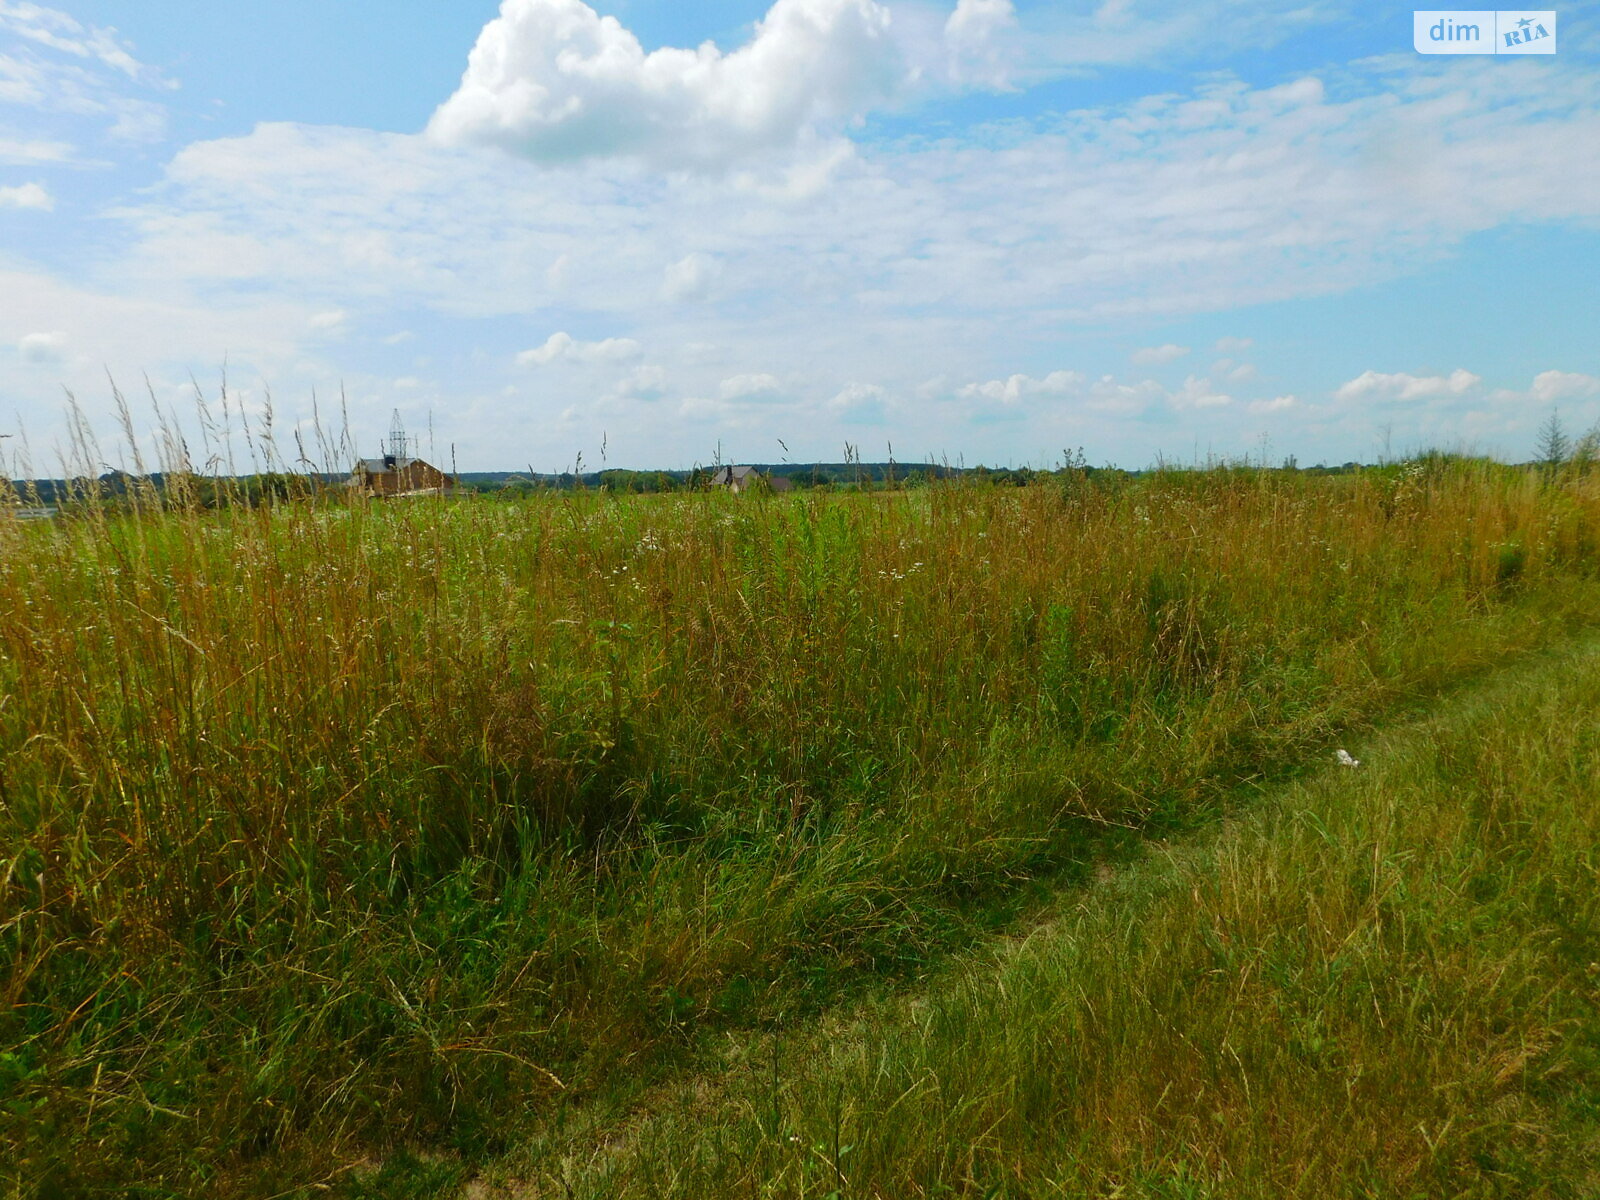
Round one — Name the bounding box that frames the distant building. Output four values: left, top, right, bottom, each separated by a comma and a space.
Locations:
351, 454, 454, 498
352, 409, 455, 498
708, 465, 793, 494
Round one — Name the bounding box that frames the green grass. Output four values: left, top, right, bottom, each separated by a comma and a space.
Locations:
541, 631, 1600, 1198
5, 455, 1600, 1195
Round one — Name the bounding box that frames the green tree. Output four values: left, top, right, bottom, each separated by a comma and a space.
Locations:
1537, 408, 1570, 473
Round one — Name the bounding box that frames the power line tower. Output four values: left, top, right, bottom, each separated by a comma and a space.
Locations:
385, 409, 413, 466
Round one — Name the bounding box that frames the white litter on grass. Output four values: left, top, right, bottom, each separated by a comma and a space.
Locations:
1335, 749, 1360, 768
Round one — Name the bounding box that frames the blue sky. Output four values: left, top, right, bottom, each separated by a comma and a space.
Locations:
2, 0, 1598, 472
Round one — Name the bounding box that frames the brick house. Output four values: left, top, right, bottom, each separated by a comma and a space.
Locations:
351, 454, 454, 498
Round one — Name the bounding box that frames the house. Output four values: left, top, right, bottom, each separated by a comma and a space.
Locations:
708, 465, 793, 494
351, 454, 454, 498
352, 411, 455, 498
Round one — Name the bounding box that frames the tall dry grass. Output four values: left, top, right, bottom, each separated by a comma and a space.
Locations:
3, 440, 1600, 1194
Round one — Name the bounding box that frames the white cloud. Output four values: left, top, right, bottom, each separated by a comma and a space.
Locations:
0, 181, 51, 209
516, 330, 644, 366
0, 2, 172, 146
675, 371, 791, 424
426, 0, 902, 170
17, 46, 1600, 470
0, 138, 71, 164
1131, 343, 1189, 366
1086, 374, 1164, 415
1529, 370, 1600, 404
608, 363, 668, 401
308, 309, 348, 332
0, 2, 165, 84
1171, 374, 1231, 409
829, 380, 886, 416
953, 365, 1252, 424
935, 1, 1341, 87
17, 329, 66, 363
661, 252, 718, 303
720, 372, 781, 399
958, 369, 1084, 406
0, 266, 381, 469
1215, 336, 1253, 353
825, 382, 889, 424
1335, 368, 1480, 402
1249, 394, 1297, 413
1211, 358, 1256, 383
945, 0, 1018, 88
108, 61, 1600, 344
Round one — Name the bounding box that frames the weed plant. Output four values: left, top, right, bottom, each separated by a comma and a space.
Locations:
2, 437, 1600, 1194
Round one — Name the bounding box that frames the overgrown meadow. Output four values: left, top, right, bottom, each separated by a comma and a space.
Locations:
558, 578, 1600, 1200
4, 454, 1600, 1195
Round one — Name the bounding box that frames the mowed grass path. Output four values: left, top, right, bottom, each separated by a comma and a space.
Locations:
496, 631, 1600, 1200
5, 459, 1600, 1195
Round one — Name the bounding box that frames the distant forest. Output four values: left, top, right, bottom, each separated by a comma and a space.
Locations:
6, 457, 1378, 506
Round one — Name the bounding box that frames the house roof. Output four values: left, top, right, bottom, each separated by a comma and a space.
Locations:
355, 456, 418, 474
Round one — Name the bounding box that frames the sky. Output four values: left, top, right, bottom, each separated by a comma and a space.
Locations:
1, 0, 1598, 473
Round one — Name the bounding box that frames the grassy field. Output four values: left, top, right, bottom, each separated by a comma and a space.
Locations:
523, 616, 1600, 1199
4, 456, 1600, 1195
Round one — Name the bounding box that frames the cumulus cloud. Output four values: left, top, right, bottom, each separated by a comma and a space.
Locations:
1529, 370, 1600, 404
1131, 343, 1189, 366
0, 181, 51, 209
1211, 358, 1256, 383
945, 0, 1018, 88
426, 0, 902, 169
516, 330, 644, 366
1170, 374, 1231, 409
719, 373, 781, 399
1086, 375, 1164, 415
661, 252, 718, 303
24, 43, 1600, 469
609, 363, 668, 400
958, 369, 1084, 406
17, 330, 66, 363
1249, 394, 1297, 413
1215, 336, 1253, 353
1335, 368, 1480, 402
955, 367, 1242, 416
111, 61, 1600, 346
828, 380, 886, 421
308, 308, 348, 332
